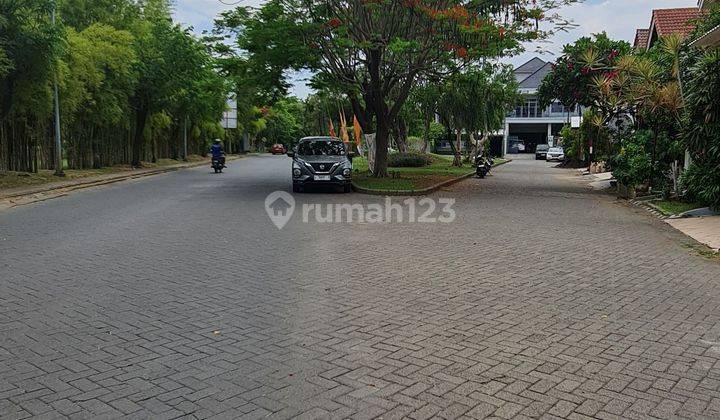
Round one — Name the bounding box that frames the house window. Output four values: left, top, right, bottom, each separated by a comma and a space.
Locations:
549, 102, 577, 114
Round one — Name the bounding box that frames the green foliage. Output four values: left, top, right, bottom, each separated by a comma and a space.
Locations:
406, 136, 424, 151
681, 49, 720, 210
559, 125, 582, 164
428, 122, 445, 149
439, 67, 513, 135
223, 0, 578, 176
681, 163, 720, 210
610, 130, 653, 187
691, 4, 720, 41
0, 0, 229, 171
258, 97, 306, 148
388, 152, 433, 168
538, 33, 631, 109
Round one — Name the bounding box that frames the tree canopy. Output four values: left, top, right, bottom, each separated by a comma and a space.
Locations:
218, 0, 577, 176
0, 0, 229, 172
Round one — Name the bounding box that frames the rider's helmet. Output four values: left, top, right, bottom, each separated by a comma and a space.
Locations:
213, 139, 221, 144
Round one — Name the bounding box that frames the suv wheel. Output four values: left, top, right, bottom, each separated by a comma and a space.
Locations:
293, 184, 301, 193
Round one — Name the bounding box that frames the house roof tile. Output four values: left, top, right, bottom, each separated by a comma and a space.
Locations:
651, 8, 701, 38
634, 29, 650, 49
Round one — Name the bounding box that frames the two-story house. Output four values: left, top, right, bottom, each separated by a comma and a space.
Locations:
501, 58, 579, 157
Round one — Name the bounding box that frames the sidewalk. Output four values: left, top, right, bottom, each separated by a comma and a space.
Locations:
0, 156, 241, 210
573, 170, 719, 253
666, 216, 720, 251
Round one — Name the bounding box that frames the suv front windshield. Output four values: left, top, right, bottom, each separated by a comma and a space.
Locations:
298, 141, 346, 156
537, 145, 549, 151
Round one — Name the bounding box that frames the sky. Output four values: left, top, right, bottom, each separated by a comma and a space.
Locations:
173, 0, 696, 99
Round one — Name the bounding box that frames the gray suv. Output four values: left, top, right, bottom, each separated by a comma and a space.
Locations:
288, 137, 353, 193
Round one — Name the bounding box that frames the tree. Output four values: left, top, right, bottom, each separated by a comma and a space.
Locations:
409, 80, 441, 153
681, 49, 720, 210
130, 3, 224, 167
221, 0, 576, 177
259, 97, 306, 148
0, 0, 61, 172
438, 66, 518, 166
0, 0, 229, 173
61, 24, 136, 168
538, 33, 631, 112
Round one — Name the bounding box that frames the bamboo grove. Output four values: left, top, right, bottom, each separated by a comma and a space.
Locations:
0, 0, 228, 172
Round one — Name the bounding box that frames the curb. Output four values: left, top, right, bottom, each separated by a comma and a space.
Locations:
632, 200, 670, 220
352, 159, 511, 196
0, 156, 242, 204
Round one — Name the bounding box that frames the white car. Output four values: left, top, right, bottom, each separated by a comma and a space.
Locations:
546, 147, 565, 162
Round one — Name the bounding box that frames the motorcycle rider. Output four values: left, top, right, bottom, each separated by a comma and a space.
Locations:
210, 139, 226, 168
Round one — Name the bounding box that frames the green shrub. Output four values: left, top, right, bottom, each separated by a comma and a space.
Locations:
610, 130, 652, 187
428, 122, 445, 149
681, 49, 720, 211
681, 162, 720, 211
388, 152, 432, 167
406, 136, 424, 151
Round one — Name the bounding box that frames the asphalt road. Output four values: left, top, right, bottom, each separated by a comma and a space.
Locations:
2, 155, 720, 419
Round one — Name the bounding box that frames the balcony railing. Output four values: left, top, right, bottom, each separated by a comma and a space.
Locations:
507, 108, 571, 119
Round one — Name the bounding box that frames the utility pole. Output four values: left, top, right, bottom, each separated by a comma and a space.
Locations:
52, 2, 64, 177
183, 116, 188, 161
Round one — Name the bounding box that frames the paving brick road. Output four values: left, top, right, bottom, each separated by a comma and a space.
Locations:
1, 155, 720, 419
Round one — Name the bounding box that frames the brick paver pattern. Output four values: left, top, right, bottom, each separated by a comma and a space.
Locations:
1, 155, 720, 419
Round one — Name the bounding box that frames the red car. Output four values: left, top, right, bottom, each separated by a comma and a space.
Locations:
270, 144, 286, 155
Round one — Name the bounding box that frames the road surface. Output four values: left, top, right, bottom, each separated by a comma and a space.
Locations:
1, 155, 720, 419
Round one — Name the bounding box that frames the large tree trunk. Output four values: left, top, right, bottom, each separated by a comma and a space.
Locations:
421, 116, 431, 153
395, 118, 408, 153
132, 104, 148, 168
369, 48, 389, 178
453, 129, 462, 167
374, 116, 390, 177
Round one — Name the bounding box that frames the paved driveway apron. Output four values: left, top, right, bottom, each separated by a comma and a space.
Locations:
1, 155, 720, 419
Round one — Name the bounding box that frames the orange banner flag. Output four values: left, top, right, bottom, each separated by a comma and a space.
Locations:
353, 115, 362, 147
339, 111, 350, 144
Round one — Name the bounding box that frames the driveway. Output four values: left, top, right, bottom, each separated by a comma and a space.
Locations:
1, 155, 719, 419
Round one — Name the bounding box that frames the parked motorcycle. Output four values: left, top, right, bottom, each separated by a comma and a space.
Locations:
475, 154, 494, 178
211, 156, 225, 173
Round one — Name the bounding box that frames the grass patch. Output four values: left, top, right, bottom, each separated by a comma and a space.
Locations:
652, 200, 705, 216
0, 155, 208, 191
684, 243, 720, 261
352, 154, 506, 191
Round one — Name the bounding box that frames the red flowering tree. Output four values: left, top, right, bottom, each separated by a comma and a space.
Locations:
224, 0, 577, 176
538, 33, 631, 114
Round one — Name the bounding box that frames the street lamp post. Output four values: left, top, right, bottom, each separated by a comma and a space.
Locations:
52, 2, 64, 177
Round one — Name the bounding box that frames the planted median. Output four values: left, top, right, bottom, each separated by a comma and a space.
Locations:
351, 153, 506, 194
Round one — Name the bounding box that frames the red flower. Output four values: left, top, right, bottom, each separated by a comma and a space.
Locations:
327, 18, 341, 28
